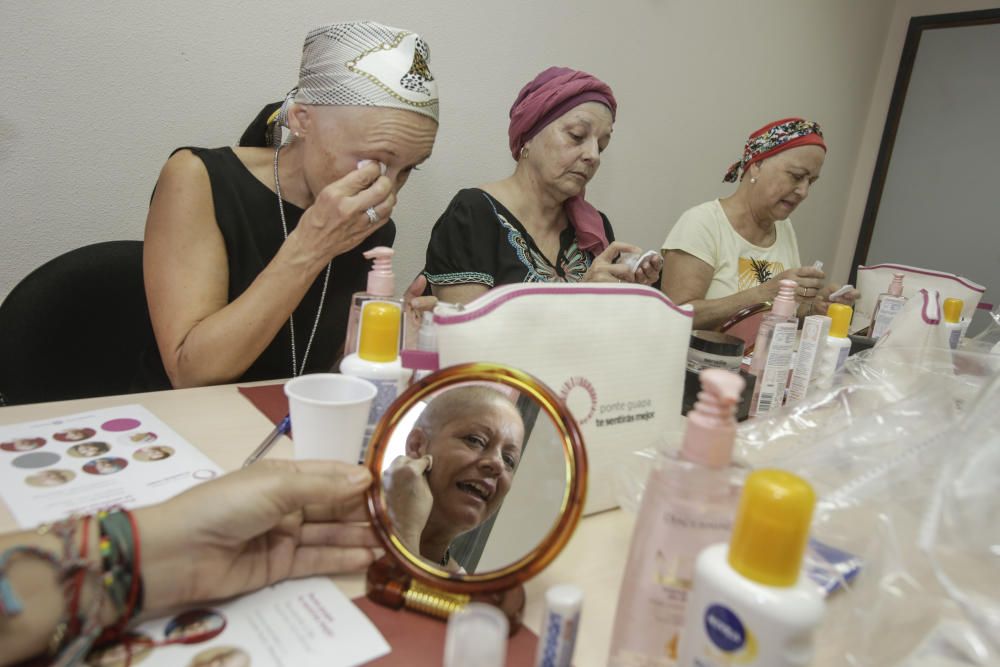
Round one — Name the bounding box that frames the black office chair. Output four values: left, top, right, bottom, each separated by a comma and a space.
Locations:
0, 241, 158, 406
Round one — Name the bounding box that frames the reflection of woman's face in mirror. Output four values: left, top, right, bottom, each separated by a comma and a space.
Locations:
392, 386, 525, 567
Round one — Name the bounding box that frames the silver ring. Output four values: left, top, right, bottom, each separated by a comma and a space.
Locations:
365, 207, 379, 225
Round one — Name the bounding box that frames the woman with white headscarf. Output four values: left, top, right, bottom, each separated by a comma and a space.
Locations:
140, 22, 439, 389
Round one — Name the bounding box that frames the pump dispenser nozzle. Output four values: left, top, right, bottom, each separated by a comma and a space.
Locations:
680, 369, 745, 468
362, 247, 395, 296
771, 279, 798, 318
888, 272, 905, 297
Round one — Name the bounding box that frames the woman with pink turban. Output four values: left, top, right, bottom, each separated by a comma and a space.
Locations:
423, 67, 661, 304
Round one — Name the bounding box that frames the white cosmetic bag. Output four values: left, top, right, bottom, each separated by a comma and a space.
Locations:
433, 283, 693, 514
855, 263, 986, 332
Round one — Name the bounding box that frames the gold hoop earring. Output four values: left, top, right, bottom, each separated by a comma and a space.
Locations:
520, 145, 529, 160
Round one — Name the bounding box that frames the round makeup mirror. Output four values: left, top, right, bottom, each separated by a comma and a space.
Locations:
364, 363, 587, 625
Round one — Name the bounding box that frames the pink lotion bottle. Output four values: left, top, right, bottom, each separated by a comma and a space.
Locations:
343, 247, 403, 357
608, 369, 747, 667
748, 279, 798, 416
867, 272, 907, 339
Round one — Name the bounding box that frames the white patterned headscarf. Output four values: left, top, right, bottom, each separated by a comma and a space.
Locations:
271, 21, 439, 145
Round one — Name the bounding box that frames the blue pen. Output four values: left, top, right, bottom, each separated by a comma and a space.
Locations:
242, 415, 291, 467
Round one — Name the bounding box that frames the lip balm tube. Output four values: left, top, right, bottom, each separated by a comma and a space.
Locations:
534, 584, 583, 667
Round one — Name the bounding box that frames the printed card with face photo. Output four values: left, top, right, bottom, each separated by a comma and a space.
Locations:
0, 405, 223, 528
95, 578, 389, 667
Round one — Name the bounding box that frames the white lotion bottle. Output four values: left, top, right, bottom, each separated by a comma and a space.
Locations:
608, 369, 747, 666
943, 298, 964, 349
677, 469, 824, 667
812, 303, 853, 388
340, 300, 402, 462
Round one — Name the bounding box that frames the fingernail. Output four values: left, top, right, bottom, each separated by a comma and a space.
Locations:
356, 159, 387, 175
349, 467, 372, 485
372, 548, 386, 561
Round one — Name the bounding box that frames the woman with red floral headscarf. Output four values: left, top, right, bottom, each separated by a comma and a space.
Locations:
423, 66, 661, 305
661, 118, 857, 330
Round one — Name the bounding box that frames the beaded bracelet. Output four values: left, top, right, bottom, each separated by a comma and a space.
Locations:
94, 508, 144, 642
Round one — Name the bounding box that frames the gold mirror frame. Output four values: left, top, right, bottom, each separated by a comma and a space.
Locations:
364, 362, 587, 596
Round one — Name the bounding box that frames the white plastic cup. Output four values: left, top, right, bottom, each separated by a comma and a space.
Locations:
284, 373, 377, 462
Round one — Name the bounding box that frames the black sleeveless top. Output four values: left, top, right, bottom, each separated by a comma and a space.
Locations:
135, 147, 395, 390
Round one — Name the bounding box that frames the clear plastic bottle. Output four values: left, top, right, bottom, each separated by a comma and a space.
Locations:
748, 279, 798, 416
608, 369, 747, 667
867, 273, 907, 339
400, 311, 439, 389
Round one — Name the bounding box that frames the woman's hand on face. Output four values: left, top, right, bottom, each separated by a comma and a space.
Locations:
759, 265, 826, 304
382, 454, 435, 552
138, 460, 379, 614
583, 241, 642, 283
288, 161, 397, 268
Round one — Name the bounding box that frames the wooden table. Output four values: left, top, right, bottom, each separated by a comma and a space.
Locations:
0, 383, 637, 666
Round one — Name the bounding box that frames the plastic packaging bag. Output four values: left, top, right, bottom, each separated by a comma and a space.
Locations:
615, 346, 1000, 665
738, 349, 1000, 665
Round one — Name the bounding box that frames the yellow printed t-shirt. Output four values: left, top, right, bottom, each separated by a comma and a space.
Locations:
662, 199, 801, 300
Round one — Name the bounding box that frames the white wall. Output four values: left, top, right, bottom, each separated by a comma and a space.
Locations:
1, 1, 894, 300
831, 0, 1000, 283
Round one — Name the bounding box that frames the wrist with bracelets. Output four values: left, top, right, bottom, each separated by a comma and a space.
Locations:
0, 507, 143, 664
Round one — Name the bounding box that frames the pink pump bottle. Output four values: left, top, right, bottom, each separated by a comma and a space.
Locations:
343, 247, 403, 358
748, 279, 798, 416
608, 369, 747, 667
866, 272, 907, 339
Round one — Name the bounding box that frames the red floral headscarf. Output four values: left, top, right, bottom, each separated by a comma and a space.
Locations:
724, 118, 826, 183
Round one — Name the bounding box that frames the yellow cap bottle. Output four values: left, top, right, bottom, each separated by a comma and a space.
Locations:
942, 298, 964, 349
340, 300, 403, 461
677, 469, 825, 665
727, 469, 816, 586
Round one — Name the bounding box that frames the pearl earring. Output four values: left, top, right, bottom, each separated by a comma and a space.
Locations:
750, 177, 757, 184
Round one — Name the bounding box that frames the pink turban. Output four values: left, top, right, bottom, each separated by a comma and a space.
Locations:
508, 67, 617, 255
